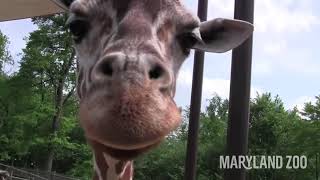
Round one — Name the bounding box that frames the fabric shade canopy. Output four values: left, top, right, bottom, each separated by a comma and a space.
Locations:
0, 0, 66, 22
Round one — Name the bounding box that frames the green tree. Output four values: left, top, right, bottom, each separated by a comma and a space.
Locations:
0, 14, 93, 178
0, 31, 12, 74
301, 96, 320, 121
19, 14, 77, 171
0, 14, 80, 173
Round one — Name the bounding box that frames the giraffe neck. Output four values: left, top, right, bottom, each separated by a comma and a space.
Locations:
93, 151, 133, 180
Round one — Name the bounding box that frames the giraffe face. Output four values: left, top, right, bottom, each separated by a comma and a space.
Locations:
61, 0, 253, 159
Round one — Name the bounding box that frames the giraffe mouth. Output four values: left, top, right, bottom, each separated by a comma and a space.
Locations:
89, 138, 163, 160
87, 132, 166, 151
80, 83, 181, 161
80, 85, 181, 157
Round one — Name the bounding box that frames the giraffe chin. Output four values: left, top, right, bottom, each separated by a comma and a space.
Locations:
88, 138, 162, 160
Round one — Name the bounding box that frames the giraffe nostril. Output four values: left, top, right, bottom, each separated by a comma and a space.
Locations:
149, 65, 164, 79
99, 61, 113, 77
148, 63, 172, 94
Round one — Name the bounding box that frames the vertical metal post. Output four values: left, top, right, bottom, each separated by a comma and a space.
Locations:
316, 153, 319, 180
224, 0, 254, 180
183, 0, 208, 179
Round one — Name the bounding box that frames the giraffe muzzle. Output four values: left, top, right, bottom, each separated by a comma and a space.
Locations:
79, 83, 181, 157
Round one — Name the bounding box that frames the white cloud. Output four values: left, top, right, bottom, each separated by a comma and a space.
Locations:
177, 68, 193, 86
256, 46, 320, 75
177, 68, 264, 102
198, 0, 320, 76
207, 0, 234, 19
253, 60, 272, 75
288, 96, 316, 111
262, 40, 287, 55
255, 0, 319, 33
0, 19, 37, 74
205, 0, 319, 33
202, 77, 230, 99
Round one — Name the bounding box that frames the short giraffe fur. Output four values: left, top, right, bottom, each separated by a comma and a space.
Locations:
57, 0, 253, 179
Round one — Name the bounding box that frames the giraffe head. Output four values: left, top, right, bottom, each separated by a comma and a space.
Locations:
59, 0, 253, 160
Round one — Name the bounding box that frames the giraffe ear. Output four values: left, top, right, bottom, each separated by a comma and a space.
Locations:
55, 0, 74, 9
190, 18, 254, 53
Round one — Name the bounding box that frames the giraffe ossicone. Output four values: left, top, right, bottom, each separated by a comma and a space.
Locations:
57, 0, 253, 179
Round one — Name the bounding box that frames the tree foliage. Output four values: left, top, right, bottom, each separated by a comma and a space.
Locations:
0, 31, 12, 74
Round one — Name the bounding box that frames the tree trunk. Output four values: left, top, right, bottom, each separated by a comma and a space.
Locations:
41, 81, 64, 172
43, 149, 54, 172
41, 50, 75, 172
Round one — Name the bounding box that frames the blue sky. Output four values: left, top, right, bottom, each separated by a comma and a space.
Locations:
0, 0, 319, 111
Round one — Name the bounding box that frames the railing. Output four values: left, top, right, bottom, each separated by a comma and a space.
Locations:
0, 163, 79, 180
20, 168, 78, 180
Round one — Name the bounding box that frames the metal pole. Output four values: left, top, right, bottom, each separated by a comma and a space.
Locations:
224, 0, 254, 180
316, 153, 319, 180
183, 0, 208, 179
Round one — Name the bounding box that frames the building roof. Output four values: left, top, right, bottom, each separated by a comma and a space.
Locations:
0, 0, 66, 22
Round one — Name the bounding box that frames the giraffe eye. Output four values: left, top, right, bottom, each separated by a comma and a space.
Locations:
67, 18, 89, 43
177, 32, 199, 52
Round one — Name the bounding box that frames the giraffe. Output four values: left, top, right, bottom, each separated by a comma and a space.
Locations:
57, 0, 253, 179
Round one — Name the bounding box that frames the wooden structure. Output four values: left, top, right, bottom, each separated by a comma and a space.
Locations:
0, 0, 64, 22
